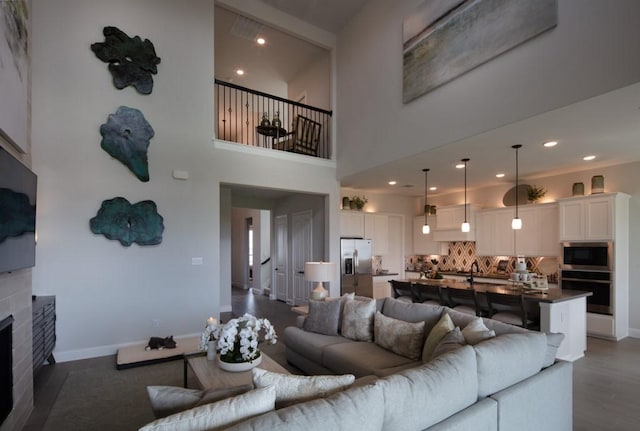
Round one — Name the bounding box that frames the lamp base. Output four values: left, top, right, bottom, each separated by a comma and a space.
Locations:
311, 282, 328, 300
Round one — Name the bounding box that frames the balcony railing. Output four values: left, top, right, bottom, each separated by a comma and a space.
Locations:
215, 79, 333, 159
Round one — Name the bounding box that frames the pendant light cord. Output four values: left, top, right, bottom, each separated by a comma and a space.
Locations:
513, 145, 521, 218
423, 168, 429, 225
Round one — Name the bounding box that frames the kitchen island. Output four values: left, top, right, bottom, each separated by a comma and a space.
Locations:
408, 278, 591, 361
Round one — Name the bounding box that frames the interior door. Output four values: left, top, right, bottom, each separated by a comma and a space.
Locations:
292, 210, 313, 305
274, 215, 288, 302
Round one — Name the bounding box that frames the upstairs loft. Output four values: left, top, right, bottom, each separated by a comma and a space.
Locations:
215, 80, 333, 160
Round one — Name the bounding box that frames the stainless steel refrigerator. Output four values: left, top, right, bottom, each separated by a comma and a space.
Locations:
340, 238, 373, 297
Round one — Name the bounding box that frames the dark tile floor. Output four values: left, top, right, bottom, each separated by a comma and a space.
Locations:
23, 288, 640, 430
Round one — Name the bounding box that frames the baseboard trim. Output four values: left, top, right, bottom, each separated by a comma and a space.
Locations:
627, 328, 640, 338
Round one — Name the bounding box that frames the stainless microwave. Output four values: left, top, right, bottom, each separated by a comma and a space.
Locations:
560, 242, 612, 271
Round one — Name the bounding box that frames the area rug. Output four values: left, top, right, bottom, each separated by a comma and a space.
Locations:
116, 336, 200, 369
43, 360, 192, 431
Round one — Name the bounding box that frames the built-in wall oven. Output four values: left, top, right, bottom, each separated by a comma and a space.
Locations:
560, 242, 613, 315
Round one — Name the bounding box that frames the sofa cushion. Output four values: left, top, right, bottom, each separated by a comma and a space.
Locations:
374, 311, 425, 360
325, 292, 354, 331
139, 385, 276, 431
303, 299, 341, 336
382, 297, 444, 333
341, 298, 376, 341
432, 326, 466, 359
377, 345, 479, 430
474, 332, 547, 398
422, 312, 455, 363
542, 332, 565, 368
224, 382, 385, 431
461, 317, 496, 345
146, 385, 252, 418
322, 341, 416, 378
445, 307, 528, 336
283, 326, 352, 365
252, 368, 355, 408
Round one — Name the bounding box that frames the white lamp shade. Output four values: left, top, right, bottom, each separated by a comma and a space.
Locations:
305, 262, 335, 300
512, 217, 522, 230
422, 224, 430, 234
461, 222, 470, 233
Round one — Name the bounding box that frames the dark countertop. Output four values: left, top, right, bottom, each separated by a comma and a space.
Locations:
407, 279, 591, 304
373, 272, 399, 277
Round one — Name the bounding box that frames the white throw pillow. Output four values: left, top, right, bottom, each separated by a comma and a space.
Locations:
139, 385, 276, 431
461, 317, 496, 345
341, 298, 376, 341
146, 385, 252, 418
252, 368, 355, 407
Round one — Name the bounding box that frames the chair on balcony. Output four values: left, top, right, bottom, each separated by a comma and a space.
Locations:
389, 280, 415, 303
274, 115, 321, 156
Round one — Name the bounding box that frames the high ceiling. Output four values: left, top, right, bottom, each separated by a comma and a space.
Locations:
221, 1, 640, 199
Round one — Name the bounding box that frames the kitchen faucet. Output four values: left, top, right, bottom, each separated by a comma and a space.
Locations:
468, 261, 480, 284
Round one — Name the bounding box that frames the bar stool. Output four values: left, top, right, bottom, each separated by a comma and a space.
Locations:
389, 280, 415, 303
485, 291, 535, 329
446, 287, 483, 316
412, 283, 444, 306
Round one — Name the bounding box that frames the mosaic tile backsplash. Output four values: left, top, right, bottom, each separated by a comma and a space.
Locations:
405, 241, 558, 283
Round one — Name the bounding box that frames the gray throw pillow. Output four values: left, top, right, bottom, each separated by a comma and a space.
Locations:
432, 326, 466, 359
303, 299, 341, 335
374, 311, 425, 360
341, 298, 376, 341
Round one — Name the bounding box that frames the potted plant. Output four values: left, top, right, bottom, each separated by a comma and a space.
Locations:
527, 185, 547, 203
350, 196, 368, 210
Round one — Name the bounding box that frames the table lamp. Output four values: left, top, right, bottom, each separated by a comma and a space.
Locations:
305, 261, 336, 300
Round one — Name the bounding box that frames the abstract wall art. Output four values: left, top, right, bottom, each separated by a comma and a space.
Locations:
0, 0, 29, 153
403, 0, 557, 103
91, 26, 161, 95
90, 197, 164, 247
0, 187, 35, 242
100, 106, 154, 182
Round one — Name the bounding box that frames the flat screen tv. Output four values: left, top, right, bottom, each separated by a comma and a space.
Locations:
0, 145, 37, 273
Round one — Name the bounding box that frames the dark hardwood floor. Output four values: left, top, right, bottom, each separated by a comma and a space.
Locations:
23, 288, 640, 430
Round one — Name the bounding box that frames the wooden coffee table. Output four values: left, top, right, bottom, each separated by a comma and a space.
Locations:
184, 352, 290, 389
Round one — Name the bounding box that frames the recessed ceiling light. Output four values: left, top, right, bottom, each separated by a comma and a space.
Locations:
236, 69, 245, 76
543, 141, 558, 147
388, 180, 397, 185
496, 173, 505, 178
455, 163, 465, 169
256, 37, 266, 45
429, 186, 437, 191
583, 155, 596, 161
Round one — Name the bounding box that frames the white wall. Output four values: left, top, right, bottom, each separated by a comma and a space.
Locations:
30, 0, 341, 361
288, 52, 331, 111
336, 0, 640, 180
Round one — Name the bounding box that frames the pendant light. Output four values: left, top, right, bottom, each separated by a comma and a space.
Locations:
460, 158, 470, 233
422, 168, 430, 234
512, 145, 523, 230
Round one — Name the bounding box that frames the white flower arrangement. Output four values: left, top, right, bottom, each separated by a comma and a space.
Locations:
200, 313, 277, 363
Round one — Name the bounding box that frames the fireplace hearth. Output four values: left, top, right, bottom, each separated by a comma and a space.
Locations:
0, 314, 13, 427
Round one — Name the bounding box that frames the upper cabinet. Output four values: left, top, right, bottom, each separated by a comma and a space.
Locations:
432, 204, 478, 242
558, 193, 626, 241
364, 213, 389, 255
413, 216, 449, 255
340, 211, 364, 238
475, 207, 515, 256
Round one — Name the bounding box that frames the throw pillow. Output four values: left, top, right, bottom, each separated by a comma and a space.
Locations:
303, 299, 341, 335
374, 311, 425, 360
139, 385, 276, 431
252, 368, 355, 408
432, 326, 466, 359
326, 292, 355, 331
461, 317, 496, 345
422, 312, 455, 363
341, 298, 377, 341
542, 332, 565, 368
146, 385, 253, 418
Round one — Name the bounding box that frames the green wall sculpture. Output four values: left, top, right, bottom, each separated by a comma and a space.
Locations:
100, 106, 154, 182
90, 197, 164, 246
0, 188, 36, 242
91, 26, 161, 95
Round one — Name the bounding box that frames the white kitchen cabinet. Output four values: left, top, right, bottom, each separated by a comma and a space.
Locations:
475, 207, 514, 256
558, 194, 616, 241
413, 216, 449, 255
372, 275, 395, 299
516, 203, 559, 257
432, 204, 478, 242
340, 211, 364, 238
365, 213, 389, 255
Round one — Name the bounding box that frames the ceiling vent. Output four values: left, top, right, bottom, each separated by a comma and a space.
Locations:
230, 15, 264, 41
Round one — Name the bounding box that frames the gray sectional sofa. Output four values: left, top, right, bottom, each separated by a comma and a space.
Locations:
226, 297, 571, 431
